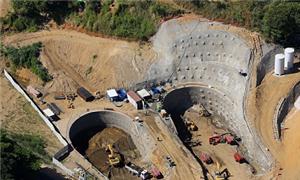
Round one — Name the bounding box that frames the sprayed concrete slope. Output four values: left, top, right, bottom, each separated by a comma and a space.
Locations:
147, 19, 272, 171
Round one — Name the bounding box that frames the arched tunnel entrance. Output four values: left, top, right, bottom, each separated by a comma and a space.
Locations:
68, 111, 145, 178
69, 111, 139, 154
162, 85, 255, 177
163, 85, 233, 138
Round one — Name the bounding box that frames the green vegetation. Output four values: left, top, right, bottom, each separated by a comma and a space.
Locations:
0, 129, 49, 180
263, 2, 300, 45
0, 1, 80, 32
1, 0, 298, 45
175, 0, 300, 46
1, 42, 52, 82
1, 0, 182, 40
69, 0, 182, 40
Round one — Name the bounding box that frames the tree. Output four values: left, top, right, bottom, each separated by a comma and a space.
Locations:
2, 42, 52, 82
262, 2, 300, 45
0, 130, 47, 180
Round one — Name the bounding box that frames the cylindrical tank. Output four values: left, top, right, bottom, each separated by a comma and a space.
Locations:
284, 47, 294, 70
274, 53, 285, 76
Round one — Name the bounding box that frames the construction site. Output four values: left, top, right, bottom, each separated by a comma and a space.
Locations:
1, 5, 300, 180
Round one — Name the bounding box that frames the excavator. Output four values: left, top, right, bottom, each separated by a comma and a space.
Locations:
106, 144, 122, 167
186, 121, 198, 131
182, 116, 198, 131
214, 162, 230, 180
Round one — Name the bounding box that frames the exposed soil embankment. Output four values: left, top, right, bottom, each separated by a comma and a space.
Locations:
85, 127, 140, 180
2, 30, 157, 93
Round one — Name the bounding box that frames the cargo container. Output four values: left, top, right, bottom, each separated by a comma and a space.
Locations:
77, 87, 94, 102
127, 91, 143, 110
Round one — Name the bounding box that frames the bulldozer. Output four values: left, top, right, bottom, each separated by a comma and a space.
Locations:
106, 144, 122, 167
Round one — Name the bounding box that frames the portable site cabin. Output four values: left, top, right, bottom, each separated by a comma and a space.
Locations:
27, 85, 42, 98
127, 91, 143, 110
47, 103, 62, 115
77, 87, 94, 102
137, 89, 152, 100
43, 108, 59, 121
106, 89, 119, 101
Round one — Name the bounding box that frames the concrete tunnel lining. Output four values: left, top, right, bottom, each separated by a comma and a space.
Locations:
68, 110, 155, 160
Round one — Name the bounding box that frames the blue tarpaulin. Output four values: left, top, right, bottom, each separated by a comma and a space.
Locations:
151, 86, 164, 94
117, 88, 127, 101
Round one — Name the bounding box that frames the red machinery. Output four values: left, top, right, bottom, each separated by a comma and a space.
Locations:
234, 152, 245, 163
200, 152, 213, 164
224, 134, 234, 144
209, 134, 223, 145
209, 133, 236, 145
150, 166, 162, 178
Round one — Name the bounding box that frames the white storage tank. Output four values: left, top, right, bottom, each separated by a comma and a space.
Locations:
284, 47, 294, 70
274, 53, 285, 76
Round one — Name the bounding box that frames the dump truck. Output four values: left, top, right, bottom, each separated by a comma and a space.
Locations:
209, 134, 224, 145
125, 162, 151, 180
209, 133, 238, 145
106, 144, 121, 167
199, 152, 213, 164
150, 166, 162, 178
234, 152, 245, 163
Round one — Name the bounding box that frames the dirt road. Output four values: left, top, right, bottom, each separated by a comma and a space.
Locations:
247, 71, 300, 180
144, 113, 203, 180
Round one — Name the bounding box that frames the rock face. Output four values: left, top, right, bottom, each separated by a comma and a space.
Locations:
147, 19, 273, 172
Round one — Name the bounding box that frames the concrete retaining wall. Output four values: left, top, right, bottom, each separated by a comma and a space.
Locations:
68, 110, 155, 161
3, 69, 68, 146
52, 158, 74, 177
256, 45, 282, 86
274, 81, 300, 140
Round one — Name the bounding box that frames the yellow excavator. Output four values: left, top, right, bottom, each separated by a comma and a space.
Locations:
106, 144, 121, 167
186, 121, 198, 131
